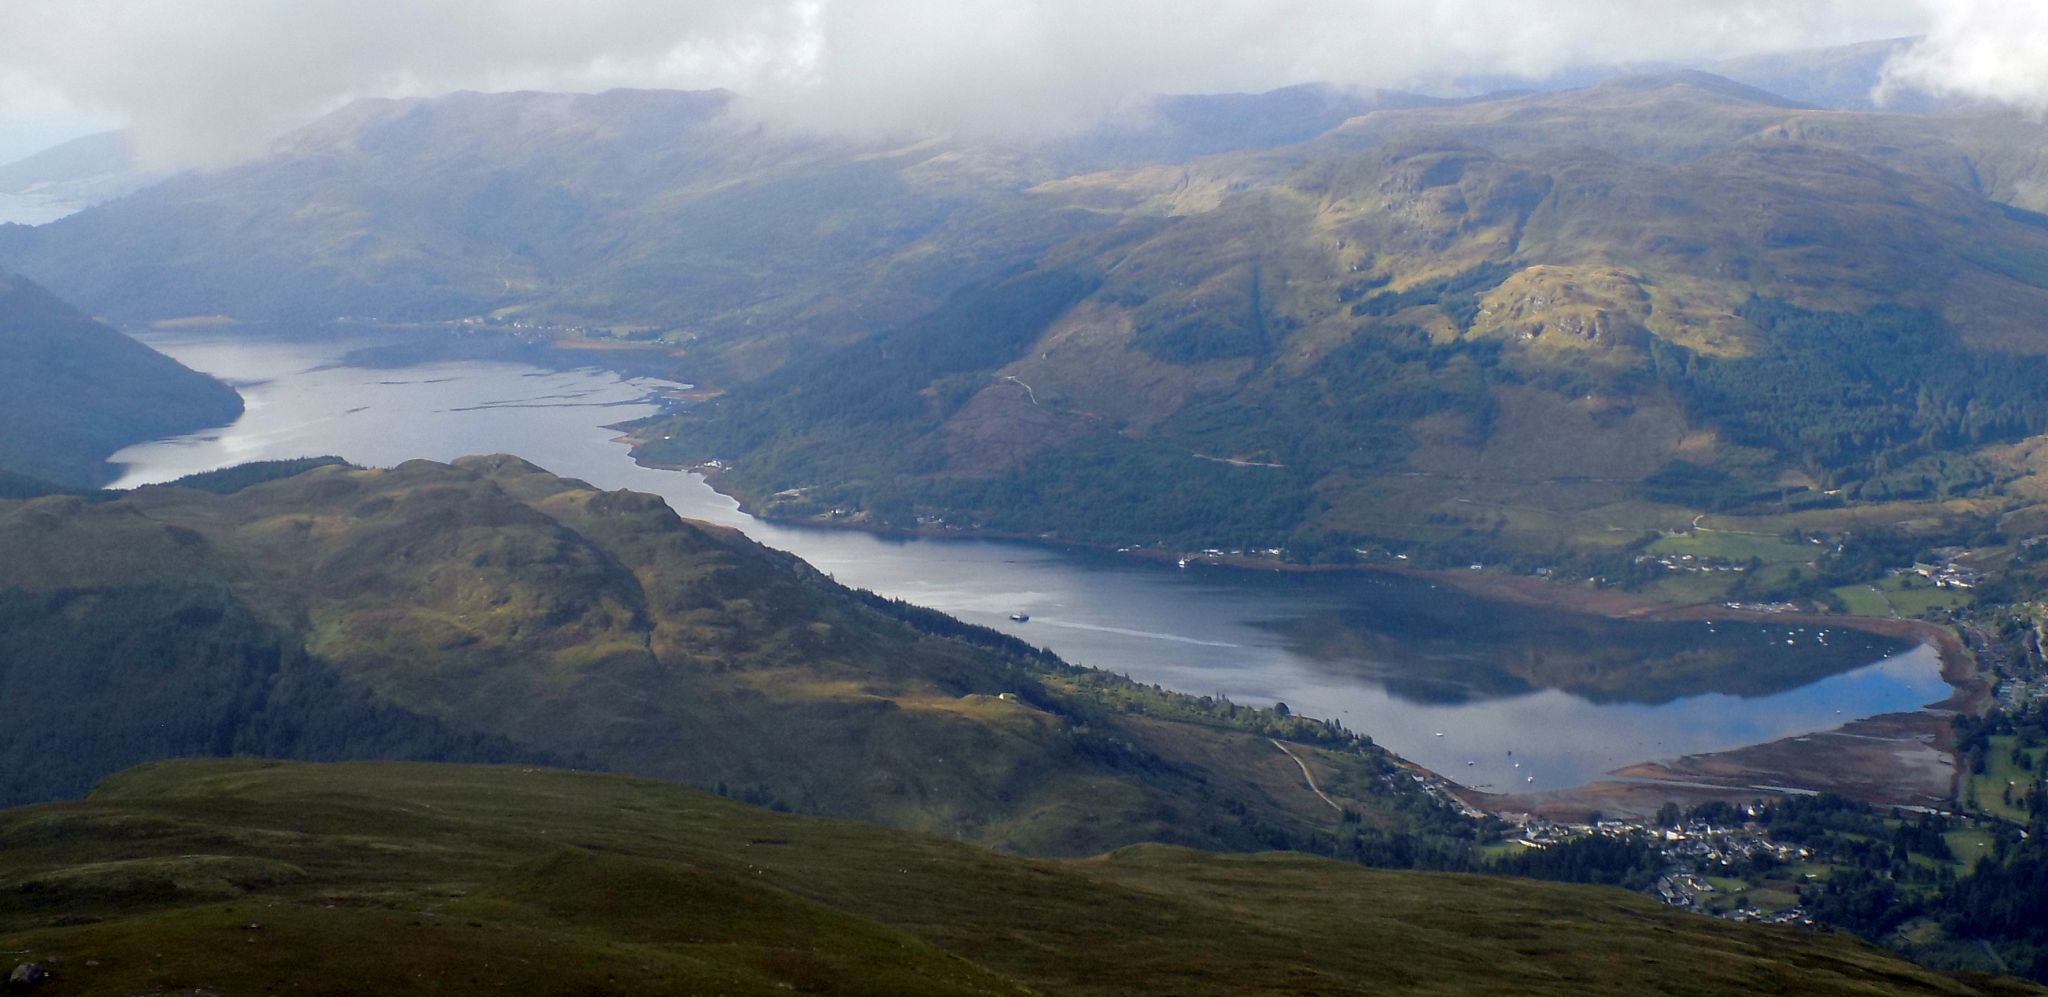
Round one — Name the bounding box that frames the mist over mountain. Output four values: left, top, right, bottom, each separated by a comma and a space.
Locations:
13, 68, 2048, 554
0, 130, 149, 225
12, 10, 2048, 989
0, 0, 1945, 169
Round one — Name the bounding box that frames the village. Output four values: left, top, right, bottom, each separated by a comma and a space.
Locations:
1506, 810, 1826, 922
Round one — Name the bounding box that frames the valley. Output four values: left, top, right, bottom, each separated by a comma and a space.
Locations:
99, 328, 1959, 804
7, 30, 2048, 987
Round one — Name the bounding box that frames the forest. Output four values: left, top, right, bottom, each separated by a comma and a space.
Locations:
0, 584, 537, 806
1661, 300, 2048, 497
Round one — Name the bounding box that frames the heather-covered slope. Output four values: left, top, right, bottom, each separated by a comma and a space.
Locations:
0, 759, 2026, 997
0, 455, 1433, 856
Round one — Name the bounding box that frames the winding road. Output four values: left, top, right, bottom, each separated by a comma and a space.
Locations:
1270, 738, 1344, 815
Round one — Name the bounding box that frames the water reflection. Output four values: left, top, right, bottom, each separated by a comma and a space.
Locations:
1270, 591, 1908, 706
109, 330, 1954, 790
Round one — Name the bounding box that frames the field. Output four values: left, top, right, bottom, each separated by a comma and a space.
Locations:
1642, 529, 1822, 603
1966, 735, 2040, 824
0, 759, 2022, 997
1650, 529, 1821, 565
1946, 828, 2000, 865
1834, 584, 1896, 617
1879, 574, 1977, 617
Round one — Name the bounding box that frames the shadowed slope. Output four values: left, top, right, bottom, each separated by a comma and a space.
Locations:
0, 455, 1429, 856
0, 272, 240, 485
0, 759, 2029, 997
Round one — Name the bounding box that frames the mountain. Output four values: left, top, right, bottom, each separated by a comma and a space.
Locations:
0, 86, 1438, 379
0, 454, 1451, 857
0, 271, 241, 485
1704, 38, 1968, 113
12, 76, 2048, 554
0, 758, 2023, 997
1048, 84, 1443, 167
633, 74, 2048, 557
0, 131, 150, 226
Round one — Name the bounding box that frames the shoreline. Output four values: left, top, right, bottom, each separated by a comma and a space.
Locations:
620, 440, 1988, 817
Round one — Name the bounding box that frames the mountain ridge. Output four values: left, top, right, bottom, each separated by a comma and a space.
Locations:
13, 74, 2048, 554
0, 454, 1450, 858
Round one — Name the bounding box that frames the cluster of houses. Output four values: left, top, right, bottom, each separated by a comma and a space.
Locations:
1893, 547, 1984, 589
1634, 552, 1750, 574
1406, 772, 1490, 820
1500, 811, 1818, 924
1996, 675, 2048, 711
1721, 600, 1803, 614
1990, 621, 2048, 709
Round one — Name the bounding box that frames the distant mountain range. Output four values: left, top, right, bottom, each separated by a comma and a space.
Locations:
3, 55, 2042, 556
0, 130, 153, 226
1704, 37, 1967, 113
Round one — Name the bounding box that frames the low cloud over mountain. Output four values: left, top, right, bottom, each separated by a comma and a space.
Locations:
10, 0, 2038, 169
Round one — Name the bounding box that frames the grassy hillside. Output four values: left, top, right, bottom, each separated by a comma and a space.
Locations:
0, 759, 2028, 997
0, 271, 241, 485
0, 455, 1454, 857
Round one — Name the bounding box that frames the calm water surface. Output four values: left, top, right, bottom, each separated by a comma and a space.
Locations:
110, 331, 1952, 793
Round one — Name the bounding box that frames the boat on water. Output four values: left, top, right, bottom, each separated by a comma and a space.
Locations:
1009, 612, 1030, 622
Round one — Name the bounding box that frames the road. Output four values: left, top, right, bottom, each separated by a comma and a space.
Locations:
1270, 738, 1344, 815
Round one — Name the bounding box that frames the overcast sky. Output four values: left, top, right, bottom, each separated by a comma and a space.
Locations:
0, 0, 2039, 168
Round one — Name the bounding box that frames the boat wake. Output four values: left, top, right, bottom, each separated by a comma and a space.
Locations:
1035, 619, 1244, 648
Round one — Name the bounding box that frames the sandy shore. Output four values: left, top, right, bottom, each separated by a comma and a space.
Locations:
1478, 709, 1961, 820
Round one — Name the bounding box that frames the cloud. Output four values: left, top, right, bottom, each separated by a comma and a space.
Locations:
1881, 0, 2048, 111
0, 0, 1957, 169
0, 1, 807, 167
756, 0, 1929, 138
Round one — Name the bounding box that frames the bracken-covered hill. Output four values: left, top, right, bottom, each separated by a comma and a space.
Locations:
0, 455, 1438, 856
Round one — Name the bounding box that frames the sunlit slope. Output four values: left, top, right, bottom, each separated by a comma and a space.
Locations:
0, 271, 240, 485
15, 75, 2048, 548
0, 759, 2028, 997
0, 456, 1421, 854
640, 76, 2048, 552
